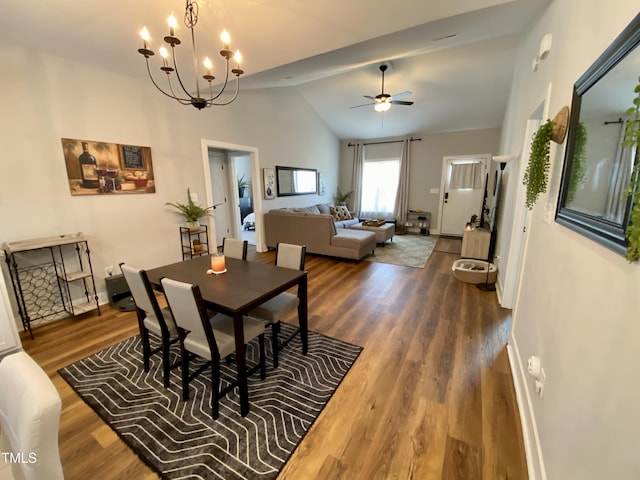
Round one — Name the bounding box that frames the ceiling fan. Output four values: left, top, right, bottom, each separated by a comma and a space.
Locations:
350, 64, 414, 112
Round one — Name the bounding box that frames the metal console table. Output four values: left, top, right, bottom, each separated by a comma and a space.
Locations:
3, 232, 101, 338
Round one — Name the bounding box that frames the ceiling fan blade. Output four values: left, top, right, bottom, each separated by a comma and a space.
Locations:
391, 100, 414, 106
363, 95, 375, 100
391, 91, 412, 99
350, 102, 374, 109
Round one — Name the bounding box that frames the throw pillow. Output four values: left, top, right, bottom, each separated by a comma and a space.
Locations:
337, 205, 352, 220
317, 203, 331, 214
330, 205, 352, 220
329, 206, 342, 221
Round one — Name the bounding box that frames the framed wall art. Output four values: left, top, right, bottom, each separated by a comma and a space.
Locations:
61, 138, 155, 196
263, 167, 276, 200
317, 172, 326, 195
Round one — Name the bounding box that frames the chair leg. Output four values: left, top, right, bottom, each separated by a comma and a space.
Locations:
212, 361, 221, 419
141, 327, 151, 372
162, 335, 171, 388
271, 322, 280, 368
181, 343, 190, 401
259, 334, 266, 380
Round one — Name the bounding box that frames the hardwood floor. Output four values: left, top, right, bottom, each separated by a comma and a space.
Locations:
19, 237, 527, 479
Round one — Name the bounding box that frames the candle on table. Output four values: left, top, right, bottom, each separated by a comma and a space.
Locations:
210, 254, 226, 273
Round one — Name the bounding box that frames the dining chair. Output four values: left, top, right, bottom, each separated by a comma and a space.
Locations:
161, 277, 266, 419
0, 351, 63, 480
222, 237, 248, 260
250, 242, 306, 368
120, 263, 179, 388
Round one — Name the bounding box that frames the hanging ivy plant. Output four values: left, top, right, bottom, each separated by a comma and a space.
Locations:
523, 119, 553, 209
566, 122, 588, 204
621, 76, 640, 262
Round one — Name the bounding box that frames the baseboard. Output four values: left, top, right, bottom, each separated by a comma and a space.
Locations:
507, 336, 547, 480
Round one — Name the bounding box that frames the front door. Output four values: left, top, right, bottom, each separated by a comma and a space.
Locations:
440, 155, 489, 236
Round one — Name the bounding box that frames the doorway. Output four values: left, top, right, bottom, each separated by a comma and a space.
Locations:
200, 139, 266, 252
233, 153, 256, 246
500, 109, 544, 309
439, 154, 490, 236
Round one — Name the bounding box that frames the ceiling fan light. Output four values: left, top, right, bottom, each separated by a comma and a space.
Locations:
374, 102, 391, 112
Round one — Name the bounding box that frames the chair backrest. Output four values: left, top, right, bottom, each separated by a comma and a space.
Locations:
0, 351, 63, 480
161, 278, 219, 356
120, 263, 173, 334
120, 263, 157, 314
222, 237, 248, 260
275, 243, 306, 271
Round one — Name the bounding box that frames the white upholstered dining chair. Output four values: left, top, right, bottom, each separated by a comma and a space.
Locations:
250, 242, 306, 368
161, 277, 266, 419
0, 351, 63, 480
222, 237, 248, 260
120, 263, 179, 388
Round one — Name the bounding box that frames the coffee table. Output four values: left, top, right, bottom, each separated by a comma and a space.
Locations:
351, 221, 395, 245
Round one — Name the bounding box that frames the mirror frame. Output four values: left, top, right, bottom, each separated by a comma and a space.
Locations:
275, 166, 318, 196
556, 14, 640, 255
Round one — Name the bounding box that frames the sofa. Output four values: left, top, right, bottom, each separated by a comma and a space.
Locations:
264, 204, 376, 260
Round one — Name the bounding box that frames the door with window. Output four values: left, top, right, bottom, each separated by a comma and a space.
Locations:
439, 155, 489, 236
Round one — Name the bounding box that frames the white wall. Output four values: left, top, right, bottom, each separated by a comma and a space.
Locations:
498, 2, 640, 479
339, 128, 501, 231
0, 44, 339, 325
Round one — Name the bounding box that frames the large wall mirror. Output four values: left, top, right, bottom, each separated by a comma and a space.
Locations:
556, 13, 640, 255
275, 166, 318, 196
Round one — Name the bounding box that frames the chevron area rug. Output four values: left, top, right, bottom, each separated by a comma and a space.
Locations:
59, 324, 362, 480
364, 233, 438, 268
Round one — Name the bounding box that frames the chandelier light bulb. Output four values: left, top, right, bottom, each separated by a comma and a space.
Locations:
221, 29, 231, 48
140, 26, 150, 47
168, 14, 178, 35
234, 50, 242, 65
203, 57, 213, 74
159, 46, 169, 58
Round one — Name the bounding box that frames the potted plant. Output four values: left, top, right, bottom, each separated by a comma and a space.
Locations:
622, 75, 640, 262
334, 187, 353, 207
470, 214, 478, 226
237, 175, 251, 198
165, 188, 214, 230
523, 119, 553, 209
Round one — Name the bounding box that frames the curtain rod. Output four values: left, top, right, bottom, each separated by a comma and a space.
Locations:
604, 118, 623, 125
347, 137, 422, 147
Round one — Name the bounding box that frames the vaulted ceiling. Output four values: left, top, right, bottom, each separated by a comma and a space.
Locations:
0, 0, 550, 139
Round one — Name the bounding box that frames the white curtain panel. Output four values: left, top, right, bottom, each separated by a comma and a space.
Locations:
351, 143, 364, 215
393, 139, 411, 225
449, 162, 483, 190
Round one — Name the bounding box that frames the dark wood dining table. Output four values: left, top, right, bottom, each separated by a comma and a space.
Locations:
146, 255, 308, 416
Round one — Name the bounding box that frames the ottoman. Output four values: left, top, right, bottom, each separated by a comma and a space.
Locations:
351, 222, 395, 246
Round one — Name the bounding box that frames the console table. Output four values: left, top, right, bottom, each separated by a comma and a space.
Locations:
3, 233, 101, 338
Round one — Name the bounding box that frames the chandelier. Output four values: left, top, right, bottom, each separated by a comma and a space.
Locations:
137, 0, 244, 110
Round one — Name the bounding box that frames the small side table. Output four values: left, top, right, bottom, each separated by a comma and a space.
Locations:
461, 228, 490, 260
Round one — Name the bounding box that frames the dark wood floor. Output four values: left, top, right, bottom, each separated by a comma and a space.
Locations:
20, 236, 527, 480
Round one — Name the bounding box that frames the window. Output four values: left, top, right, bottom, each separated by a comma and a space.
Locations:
360, 158, 400, 219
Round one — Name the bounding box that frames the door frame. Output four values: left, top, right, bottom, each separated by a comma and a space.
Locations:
437, 154, 490, 236
499, 84, 552, 311
200, 139, 267, 252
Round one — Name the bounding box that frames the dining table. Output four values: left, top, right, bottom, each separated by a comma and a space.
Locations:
146, 254, 308, 416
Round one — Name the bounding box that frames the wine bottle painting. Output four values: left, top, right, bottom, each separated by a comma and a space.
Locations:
61, 138, 155, 196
